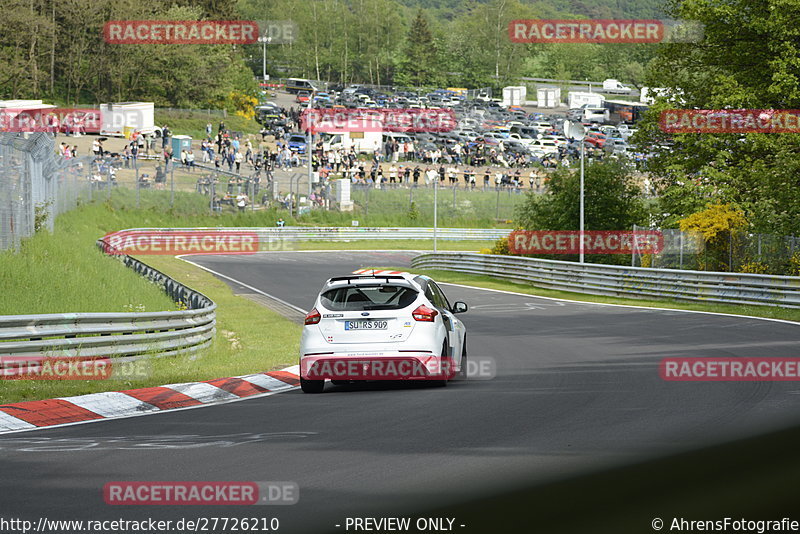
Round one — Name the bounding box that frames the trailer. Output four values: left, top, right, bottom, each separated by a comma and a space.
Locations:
319, 131, 383, 153
0, 100, 57, 133
604, 99, 650, 125
99, 102, 155, 137
567, 91, 605, 109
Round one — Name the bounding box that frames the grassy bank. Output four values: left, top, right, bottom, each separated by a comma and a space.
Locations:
0, 190, 303, 403
1, 255, 300, 403
155, 110, 261, 140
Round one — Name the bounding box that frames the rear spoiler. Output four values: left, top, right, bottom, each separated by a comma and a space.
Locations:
327, 275, 407, 285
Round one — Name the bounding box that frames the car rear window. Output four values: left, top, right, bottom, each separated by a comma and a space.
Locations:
320, 285, 418, 311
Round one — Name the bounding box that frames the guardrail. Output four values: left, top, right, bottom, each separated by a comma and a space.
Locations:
116, 227, 511, 243
0, 240, 216, 368
411, 252, 800, 308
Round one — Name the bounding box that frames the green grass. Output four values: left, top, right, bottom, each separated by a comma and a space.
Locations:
155, 110, 262, 140
0, 256, 300, 403
408, 268, 800, 323
0, 189, 292, 317
80, 185, 516, 228
0, 208, 177, 316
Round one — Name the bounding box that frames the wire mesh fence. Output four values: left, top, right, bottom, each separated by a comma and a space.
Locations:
349, 184, 526, 224
632, 224, 800, 275
0, 133, 93, 251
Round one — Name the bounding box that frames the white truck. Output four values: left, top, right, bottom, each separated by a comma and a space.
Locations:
319, 131, 383, 153
602, 79, 632, 95
99, 102, 155, 137
567, 91, 605, 110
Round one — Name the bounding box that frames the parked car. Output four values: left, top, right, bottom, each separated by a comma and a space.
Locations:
287, 133, 308, 154
528, 139, 559, 154
584, 132, 608, 148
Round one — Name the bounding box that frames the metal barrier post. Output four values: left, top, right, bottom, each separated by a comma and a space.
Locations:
434, 178, 438, 253
170, 164, 175, 208
135, 156, 139, 208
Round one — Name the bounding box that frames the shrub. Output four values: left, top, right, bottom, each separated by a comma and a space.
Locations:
490, 236, 510, 255
738, 261, 769, 274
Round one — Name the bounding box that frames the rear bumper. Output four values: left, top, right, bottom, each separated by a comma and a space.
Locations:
300, 351, 455, 381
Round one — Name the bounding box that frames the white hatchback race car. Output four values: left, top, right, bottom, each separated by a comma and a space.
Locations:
299, 273, 468, 393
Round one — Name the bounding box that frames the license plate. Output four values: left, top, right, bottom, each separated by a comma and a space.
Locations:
345, 320, 388, 330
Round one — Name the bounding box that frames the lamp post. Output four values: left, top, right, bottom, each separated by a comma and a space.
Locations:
433, 174, 438, 253
563, 120, 587, 263
307, 90, 314, 200
257, 36, 271, 82
579, 139, 585, 263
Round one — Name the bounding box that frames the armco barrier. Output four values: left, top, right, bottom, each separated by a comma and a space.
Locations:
411, 252, 800, 308
115, 227, 511, 243
0, 240, 216, 369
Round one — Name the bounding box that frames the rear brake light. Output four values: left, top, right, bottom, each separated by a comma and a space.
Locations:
412, 305, 438, 322
304, 308, 321, 325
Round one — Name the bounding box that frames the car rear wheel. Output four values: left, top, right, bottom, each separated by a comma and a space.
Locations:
458, 337, 468, 380
300, 377, 324, 394
429, 342, 449, 388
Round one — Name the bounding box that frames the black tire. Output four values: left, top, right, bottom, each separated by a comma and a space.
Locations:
300, 378, 324, 394
458, 336, 468, 380
429, 341, 449, 387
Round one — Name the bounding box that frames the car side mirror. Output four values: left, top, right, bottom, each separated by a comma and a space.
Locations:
451, 301, 468, 314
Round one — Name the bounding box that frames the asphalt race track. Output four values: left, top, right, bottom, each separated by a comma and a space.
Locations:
2, 251, 800, 533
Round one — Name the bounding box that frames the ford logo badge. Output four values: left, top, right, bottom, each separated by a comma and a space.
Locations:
361, 312, 370, 316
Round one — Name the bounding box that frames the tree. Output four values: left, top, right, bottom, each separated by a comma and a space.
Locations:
395, 10, 441, 87
636, 0, 800, 237
516, 160, 647, 232
679, 203, 748, 271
